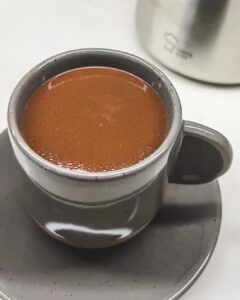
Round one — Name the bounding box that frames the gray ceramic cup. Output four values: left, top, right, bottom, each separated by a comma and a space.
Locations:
8, 49, 232, 248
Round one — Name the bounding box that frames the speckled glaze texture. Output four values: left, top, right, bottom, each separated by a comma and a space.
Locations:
7, 49, 232, 247
0, 130, 222, 300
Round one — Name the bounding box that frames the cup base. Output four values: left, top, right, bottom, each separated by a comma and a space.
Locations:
24, 174, 164, 248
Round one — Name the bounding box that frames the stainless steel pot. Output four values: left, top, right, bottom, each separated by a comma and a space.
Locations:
136, 0, 240, 84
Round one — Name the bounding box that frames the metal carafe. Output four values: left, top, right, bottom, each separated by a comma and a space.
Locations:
136, 0, 240, 84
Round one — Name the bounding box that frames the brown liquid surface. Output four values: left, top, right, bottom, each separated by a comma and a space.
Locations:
22, 67, 167, 172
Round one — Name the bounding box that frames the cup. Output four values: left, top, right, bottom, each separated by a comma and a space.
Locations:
8, 49, 232, 248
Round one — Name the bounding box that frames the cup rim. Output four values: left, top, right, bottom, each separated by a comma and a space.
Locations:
8, 48, 182, 181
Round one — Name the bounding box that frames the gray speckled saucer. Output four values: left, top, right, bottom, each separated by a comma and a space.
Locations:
0, 130, 221, 300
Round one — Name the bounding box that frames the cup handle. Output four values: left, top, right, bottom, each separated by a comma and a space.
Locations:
168, 121, 233, 184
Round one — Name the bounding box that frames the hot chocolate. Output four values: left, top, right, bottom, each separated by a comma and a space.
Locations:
22, 67, 167, 172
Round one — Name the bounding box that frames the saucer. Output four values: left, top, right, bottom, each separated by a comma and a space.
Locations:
0, 130, 221, 300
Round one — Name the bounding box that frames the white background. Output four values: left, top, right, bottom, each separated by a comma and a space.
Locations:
0, 0, 239, 299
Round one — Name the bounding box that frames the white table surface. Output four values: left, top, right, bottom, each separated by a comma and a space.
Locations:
0, 0, 239, 299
